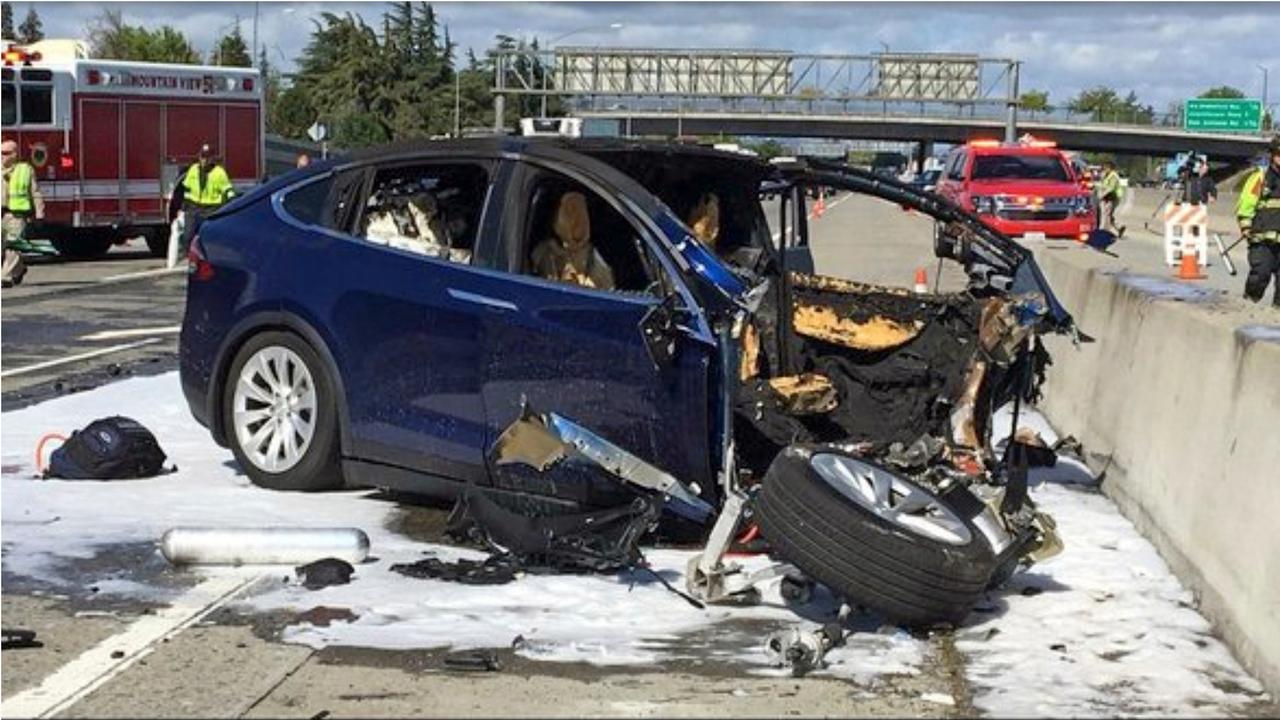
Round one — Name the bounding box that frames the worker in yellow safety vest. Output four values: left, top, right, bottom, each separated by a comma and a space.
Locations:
2, 139, 44, 287
172, 143, 236, 258
1236, 136, 1280, 305
1098, 159, 1126, 238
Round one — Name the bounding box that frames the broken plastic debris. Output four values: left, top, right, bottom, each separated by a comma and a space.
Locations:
766, 374, 838, 415
296, 558, 355, 590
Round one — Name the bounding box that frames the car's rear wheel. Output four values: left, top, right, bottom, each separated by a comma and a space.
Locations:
222, 331, 343, 491
756, 448, 995, 627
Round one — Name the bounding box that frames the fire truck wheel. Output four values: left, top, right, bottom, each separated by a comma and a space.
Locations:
51, 235, 114, 260
756, 447, 996, 627
143, 228, 170, 258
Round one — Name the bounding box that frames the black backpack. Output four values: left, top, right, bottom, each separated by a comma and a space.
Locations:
46, 416, 169, 480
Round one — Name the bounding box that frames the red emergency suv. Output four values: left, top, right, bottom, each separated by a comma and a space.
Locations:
936, 139, 1095, 242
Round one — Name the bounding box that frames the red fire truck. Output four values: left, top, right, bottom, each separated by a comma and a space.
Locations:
2, 39, 262, 258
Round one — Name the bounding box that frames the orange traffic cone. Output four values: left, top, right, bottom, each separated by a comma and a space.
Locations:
914, 267, 929, 293
813, 191, 826, 218
1176, 249, 1205, 280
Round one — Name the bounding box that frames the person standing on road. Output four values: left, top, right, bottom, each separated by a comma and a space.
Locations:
1236, 136, 1280, 306
2, 139, 45, 288
1098, 159, 1126, 238
1185, 159, 1218, 205
170, 144, 235, 264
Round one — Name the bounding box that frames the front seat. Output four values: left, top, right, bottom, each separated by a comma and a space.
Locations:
530, 191, 615, 290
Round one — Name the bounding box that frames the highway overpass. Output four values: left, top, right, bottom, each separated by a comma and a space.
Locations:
578, 110, 1272, 161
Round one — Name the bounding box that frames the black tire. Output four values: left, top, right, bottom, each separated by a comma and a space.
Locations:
52, 233, 114, 260
221, 331, 344, 492
143, 227, 170, 258
756, 447, 995, 627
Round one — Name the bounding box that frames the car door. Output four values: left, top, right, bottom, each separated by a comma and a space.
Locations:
311, 157, 512, 484
474, 158, 718, 493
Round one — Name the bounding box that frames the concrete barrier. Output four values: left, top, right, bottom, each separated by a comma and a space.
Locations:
1033, 247, 1280, 696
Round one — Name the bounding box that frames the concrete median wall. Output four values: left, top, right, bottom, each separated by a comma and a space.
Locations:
1033, 248, 1280, 696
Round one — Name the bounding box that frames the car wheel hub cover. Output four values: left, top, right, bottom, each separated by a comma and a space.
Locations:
233, 346, 318, 473
810, 453, 972, 546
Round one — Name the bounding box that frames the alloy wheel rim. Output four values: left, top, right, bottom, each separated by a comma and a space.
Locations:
810, 453, 973, 546
233, 346, 317, 473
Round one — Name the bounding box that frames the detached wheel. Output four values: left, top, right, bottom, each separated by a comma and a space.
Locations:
222, 331, 343, 491
756, 448, 994, 626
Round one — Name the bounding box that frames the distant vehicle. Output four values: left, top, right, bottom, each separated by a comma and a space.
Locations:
520, 117, 583, 138
908, 169, 942, 193
934, 138, 1096, 242
2, 39, 262, 259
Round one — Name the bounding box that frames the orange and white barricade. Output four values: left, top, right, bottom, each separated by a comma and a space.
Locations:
1163, 203, 1209, 267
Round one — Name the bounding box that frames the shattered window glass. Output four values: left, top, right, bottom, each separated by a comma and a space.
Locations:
360, 163, 489, 266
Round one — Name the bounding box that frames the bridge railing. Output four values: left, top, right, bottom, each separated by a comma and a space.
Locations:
494, 47, 1017, 106
493, 46, 1206, 133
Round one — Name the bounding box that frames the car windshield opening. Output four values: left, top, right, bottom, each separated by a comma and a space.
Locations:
971, 155, 1069, 182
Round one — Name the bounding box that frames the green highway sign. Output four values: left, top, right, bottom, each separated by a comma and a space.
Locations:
1183, 98, 1263, 133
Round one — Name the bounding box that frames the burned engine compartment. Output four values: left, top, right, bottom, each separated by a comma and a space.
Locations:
735, 272, 1049, 482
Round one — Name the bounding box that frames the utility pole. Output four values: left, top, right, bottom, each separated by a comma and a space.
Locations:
1004, 61, 1020, 143
252, 2, 259, 70
1260, 65, 1270, 129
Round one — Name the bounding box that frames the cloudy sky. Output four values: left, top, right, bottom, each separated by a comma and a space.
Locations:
15, 1, 1280, 111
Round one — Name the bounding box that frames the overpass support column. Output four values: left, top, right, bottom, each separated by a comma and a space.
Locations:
1005, 61, 1021, 143
916, 141, 933, 174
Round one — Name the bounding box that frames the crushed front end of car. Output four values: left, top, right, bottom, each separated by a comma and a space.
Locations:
472, 149, 1073, 627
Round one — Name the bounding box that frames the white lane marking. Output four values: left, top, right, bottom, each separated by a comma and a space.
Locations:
1, 574, 261, 719
98, 267, 184, 283
0, 338, 164, 379
78, 325, 182, 342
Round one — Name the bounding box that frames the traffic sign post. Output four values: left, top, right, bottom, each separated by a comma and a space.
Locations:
1183, 98, 1263, 133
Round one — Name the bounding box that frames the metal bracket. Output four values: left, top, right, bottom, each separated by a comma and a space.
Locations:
684, 490, 802, 604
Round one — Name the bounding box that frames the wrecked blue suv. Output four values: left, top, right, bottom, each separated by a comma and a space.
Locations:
180, 137, 1072, 625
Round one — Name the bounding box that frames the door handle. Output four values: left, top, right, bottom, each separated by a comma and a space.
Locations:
448, 288, 517, 312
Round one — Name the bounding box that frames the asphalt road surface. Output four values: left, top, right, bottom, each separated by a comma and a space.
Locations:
2, 198, 1276, 719
1, 239, 184, 409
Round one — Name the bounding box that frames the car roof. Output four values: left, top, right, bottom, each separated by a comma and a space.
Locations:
334, 135, 771, 169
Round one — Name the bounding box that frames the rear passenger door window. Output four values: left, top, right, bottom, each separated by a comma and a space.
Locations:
353, 162, 492, 266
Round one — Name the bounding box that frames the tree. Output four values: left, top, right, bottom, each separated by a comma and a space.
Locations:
213, 23, 252, 67
1199, 85, 1245, 99
2, 4, 15, 40
1019, 89, 1051, 113
1068, 86, 1153, 125
746, 139, 787, 160
18, 6, 43, 43
87, 9, 201, 64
